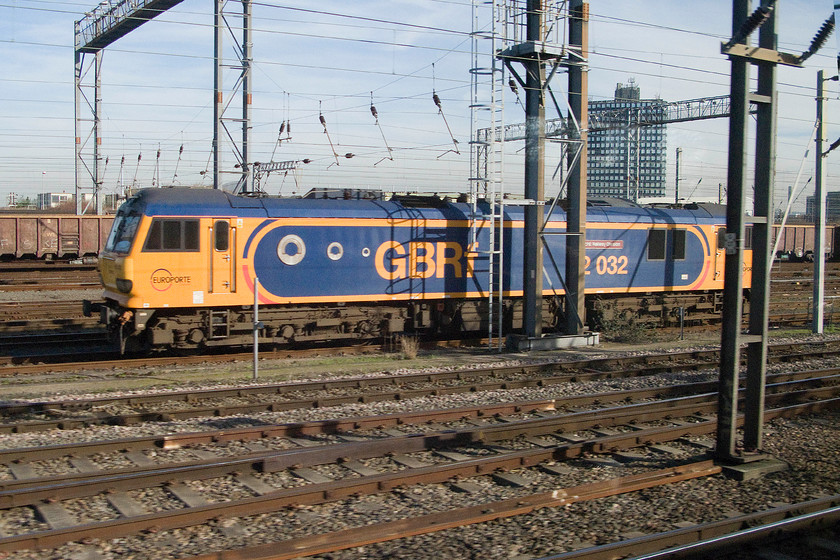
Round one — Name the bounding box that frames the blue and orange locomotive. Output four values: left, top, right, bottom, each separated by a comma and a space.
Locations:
86, 187, 748, 352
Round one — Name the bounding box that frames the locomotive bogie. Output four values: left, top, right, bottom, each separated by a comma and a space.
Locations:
107, 297, 565, 352
587, 290, 730, 328
122, 303, 411, 350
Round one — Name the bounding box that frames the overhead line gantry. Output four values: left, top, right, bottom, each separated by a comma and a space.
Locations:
487, 94, 737, 142
75, 0, 252, 215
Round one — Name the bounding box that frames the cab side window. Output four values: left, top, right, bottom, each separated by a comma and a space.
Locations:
214, 220, 229, 252
105, 213, 141, 254
648, 228, 687, 260
672, 229, 686, 260
143, 219, 200, 252
647, 229, 666, 260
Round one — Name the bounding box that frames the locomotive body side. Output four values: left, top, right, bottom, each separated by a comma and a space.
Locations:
89, 188, 746, 352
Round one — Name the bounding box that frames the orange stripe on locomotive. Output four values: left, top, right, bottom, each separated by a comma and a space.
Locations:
100, 214, 744, 310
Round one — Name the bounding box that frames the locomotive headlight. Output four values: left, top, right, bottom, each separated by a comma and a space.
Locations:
116, 278, 133, 294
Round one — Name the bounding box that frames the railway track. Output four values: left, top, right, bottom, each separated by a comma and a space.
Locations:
545, 497, 840, 559
3, 339, 840, 427
0, 366, 837, 557
0, 302, 100, 338
0, 263, 838, 557
0, 266, 99, 292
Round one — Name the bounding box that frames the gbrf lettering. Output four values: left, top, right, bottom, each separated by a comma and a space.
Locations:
375, 241, 473, 280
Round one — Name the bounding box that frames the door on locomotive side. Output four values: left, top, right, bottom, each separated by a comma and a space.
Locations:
210, 218, 235, 294
714, 226, 726, 282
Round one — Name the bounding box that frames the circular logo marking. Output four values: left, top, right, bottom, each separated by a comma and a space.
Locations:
150, 268, 191, 291
277, 234, 306, 265
327, 242, 344, 261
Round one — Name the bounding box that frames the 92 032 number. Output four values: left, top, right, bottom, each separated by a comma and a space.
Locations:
584, 255, 628, 275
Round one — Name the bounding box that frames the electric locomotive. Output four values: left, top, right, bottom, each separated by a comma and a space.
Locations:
84, 187, 749, 353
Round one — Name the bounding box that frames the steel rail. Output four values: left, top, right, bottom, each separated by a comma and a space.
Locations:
5, 341, 838, 408
0, 394, 837, 551
188, 462, 726, 560
0, 399, 559, 493
2, 345, 839, 433
540, 496, 840, 559
0, 428, 719, 551
1, 336, 837, 376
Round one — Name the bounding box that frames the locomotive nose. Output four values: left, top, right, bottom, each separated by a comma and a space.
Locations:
100, 255, 135, 296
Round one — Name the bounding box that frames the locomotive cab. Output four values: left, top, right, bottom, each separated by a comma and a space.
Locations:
85, 197, 149, 351
99, 204, 142, 303
86, 189, 255, 353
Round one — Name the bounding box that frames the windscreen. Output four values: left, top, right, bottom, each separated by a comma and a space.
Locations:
104, 210, 142, 254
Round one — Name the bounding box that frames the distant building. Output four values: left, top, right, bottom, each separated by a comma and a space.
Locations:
37, 192, 73, 210
805, 192, 840, 222
36, 192, 111, 212
587, 79, 668, 199
104, 194, 123, 212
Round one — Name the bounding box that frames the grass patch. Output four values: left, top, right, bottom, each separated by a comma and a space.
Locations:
398, 335, 420, 359
598, 314, 654, 344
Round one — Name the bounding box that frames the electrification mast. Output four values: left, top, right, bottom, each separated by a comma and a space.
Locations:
75, 0, 186, 214
496, 0, 590, 349
75, 0, 254, 215
214, 0, 253, 193
717, 0, 831, 469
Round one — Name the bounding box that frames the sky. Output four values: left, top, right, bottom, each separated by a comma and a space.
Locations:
0, 0, 838, 212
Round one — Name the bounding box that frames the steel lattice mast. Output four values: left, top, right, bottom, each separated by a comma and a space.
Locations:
75, 0, 253, 217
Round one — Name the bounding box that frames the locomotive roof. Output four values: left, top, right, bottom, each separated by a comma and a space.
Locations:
125, 187, 725, 225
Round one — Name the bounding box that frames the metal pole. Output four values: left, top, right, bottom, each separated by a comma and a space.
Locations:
522, 0, 545, 339
94, 50, 102, 215
679, 307, 684, 340
74, 26, 83, 215
253, 277, 260, 380
565, 0, 588, 336
716, 0, 750, 462
242, 0, 252, 193
675, 147, 682, 204
814, 70, 827, 333
213, 0, 222, 190
635, 110, 641, 202
625, 110, 631, 200
743, 0, 776, 451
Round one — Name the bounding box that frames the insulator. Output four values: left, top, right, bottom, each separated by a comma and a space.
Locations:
105, 156, 109, 165
732, 4, 773, 44
828, 136, 840, 155
370, 104, 378, 118
508, 78, 518, 94
121, 156, 125, 164
156, 150, 161, 158
800, 13, 835, 63
319, 114, 326, 127
138, 154, 142, 161
433, 92, 442, 109
279, 121, 286, 135
178, 144, 184, 154
302, 158, 311, 164
344, 153, 354, 159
